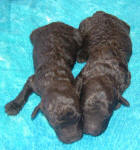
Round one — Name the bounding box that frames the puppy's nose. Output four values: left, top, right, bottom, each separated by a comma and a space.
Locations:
59, 132, 82, 144
83, 111, 111, 136
83, 121, 105, 136
56, 122, 82, 144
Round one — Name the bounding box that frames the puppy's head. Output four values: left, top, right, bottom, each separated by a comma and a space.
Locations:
82, 78, 117, 136
39, 91, 82, 143
83, 101, 113, 136
54, 112, 82, 144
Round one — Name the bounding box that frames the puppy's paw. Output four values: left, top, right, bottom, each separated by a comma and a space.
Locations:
5, 100, 21, 115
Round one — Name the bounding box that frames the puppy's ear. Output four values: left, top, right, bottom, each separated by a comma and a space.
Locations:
31, 102, 41, 119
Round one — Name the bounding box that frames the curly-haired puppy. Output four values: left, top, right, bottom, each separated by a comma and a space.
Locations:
5, 22, 83, 143
76, 11, 132, 136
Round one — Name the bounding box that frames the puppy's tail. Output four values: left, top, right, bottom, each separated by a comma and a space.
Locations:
119, 96, 130, 107
31, 102, 41, 119
115, 96, 130, 110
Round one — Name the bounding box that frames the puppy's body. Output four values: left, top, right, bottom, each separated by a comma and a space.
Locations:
5, 22, 83, 143
76, 11, 132, 136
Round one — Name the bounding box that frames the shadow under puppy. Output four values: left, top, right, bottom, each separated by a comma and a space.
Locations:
5, 22, 83, 143
76, 11, 132, 136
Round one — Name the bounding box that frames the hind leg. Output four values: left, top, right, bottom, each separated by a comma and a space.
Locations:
5, 75, 35, 115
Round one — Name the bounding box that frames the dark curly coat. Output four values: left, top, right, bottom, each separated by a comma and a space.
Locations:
76, 11, 132, 136
5, 22, 83, 143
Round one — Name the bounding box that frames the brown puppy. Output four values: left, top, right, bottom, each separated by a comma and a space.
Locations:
76, 11, 132, 136
5, 22, 83, 143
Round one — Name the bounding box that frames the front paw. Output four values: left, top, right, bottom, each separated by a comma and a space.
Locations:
5, 100, 22, 115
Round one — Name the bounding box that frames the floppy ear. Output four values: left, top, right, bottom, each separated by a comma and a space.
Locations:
31, 102, 42, 119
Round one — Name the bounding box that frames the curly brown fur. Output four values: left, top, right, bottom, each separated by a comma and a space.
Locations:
5, 22, 83, 143
76, 11, 132, 136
